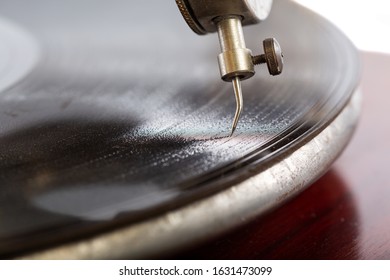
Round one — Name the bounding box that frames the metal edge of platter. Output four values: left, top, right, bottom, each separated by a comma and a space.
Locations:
19, 88, 362, 260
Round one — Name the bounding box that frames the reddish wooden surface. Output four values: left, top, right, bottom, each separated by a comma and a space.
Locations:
179, 52, 390, 259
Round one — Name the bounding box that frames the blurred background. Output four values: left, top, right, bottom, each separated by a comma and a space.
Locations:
296, 0, 390, 54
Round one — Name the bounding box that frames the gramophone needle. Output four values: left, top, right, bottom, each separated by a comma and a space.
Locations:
176, 1, 284, 137
230, 76, 243, 136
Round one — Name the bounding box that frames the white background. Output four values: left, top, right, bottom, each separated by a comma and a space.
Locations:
295, 0, 390, 54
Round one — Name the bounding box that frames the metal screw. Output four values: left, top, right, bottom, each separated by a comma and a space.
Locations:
252, 38, 284, 76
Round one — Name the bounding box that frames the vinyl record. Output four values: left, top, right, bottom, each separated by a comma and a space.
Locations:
0, 0, 360, 258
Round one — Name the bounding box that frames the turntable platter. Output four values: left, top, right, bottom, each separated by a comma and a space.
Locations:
0, 0, 359, 258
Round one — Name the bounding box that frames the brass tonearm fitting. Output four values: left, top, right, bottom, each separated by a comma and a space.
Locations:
176, 0, 283, 136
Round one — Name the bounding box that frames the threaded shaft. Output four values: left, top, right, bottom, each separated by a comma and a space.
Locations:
252, 54, 266, 65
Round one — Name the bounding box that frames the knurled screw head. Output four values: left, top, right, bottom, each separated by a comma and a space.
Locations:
252, 38, 284, 76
